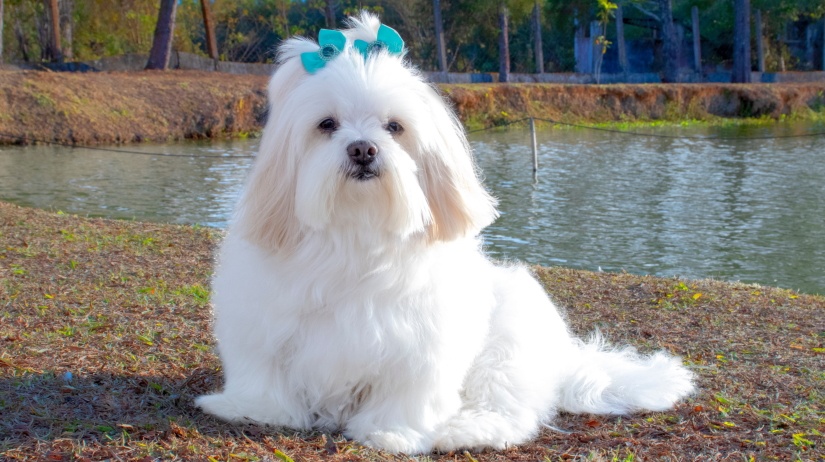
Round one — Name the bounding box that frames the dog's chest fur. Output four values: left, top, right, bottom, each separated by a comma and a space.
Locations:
268, 235, 455, 426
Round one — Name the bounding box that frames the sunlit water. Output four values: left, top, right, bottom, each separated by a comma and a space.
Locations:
1, 123, 823, 294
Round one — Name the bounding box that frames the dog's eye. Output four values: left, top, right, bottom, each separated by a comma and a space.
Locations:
386, 121, 404, 135
318, 118, 338, 133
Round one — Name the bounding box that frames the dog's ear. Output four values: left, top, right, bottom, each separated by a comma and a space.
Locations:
234, 54, 309, 253
419, 86, 499, 242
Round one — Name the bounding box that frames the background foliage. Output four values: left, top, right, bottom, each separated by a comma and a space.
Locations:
2, 0, 824, 72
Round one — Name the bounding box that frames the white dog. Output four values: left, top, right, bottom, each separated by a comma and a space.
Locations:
196, 13, 694, 454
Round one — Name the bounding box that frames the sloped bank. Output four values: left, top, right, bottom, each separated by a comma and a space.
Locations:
0, 69, 823, 145
444, 82, 825, 129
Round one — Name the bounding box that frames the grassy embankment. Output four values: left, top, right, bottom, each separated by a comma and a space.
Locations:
1, 70, 823, 460
1, 70, 824, 146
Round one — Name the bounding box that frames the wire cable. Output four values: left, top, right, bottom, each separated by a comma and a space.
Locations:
0, 132, 256, 158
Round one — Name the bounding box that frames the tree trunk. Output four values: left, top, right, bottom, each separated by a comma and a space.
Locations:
433, 0, 447, 73
0, 0, 4, 63
755, 9, 764, 72
658, 0, 678, 82
145, 0, 178, 70
533, 0, 544, 73
574, 11, 591, 73
14, 18, 29, 62
498, 4, 510, 83
590, 20, 601, 80
60, 0, 73, 60
616, 4, 628, 74
732, 0, 751, 82
44, 0, 62, 62
201, 0, 218, 59
691, 6, 701, 73
324, 0, 335, 29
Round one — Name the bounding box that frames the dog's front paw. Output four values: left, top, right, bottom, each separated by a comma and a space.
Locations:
433, 411, 530, 452
358, 429, 431, 454
196, 393, 249, 422
433, 422, 502, 453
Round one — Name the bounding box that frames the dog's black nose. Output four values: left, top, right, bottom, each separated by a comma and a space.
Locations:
347, 140, 378, 165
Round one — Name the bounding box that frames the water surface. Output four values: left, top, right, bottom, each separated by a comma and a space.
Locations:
1, 123, 823, 294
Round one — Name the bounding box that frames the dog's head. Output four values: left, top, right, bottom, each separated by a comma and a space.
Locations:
237, 12, 498, 253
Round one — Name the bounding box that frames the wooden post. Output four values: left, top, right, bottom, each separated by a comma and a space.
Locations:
755, 9, 765, 73
692, 6, 701, 73
616, 4, 628, 75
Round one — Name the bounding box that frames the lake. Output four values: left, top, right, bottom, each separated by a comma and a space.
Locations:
1, 122, 823, 294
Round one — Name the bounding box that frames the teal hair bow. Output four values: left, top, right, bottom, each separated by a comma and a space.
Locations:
353, 24, 405, 59
301, 29, 347, 74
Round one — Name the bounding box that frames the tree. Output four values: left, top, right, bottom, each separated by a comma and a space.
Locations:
60, 0, 73, 60
658, 0, 678, 82
146, 0, 178, 70
499, 3, 510, 82
533, 0, 544, 73
0, 0, 4, 63
44, 0, 62, 61
615, 3, 628, 74
732, 0, 751, 82
201, 0, 218, 59
433, 0, 448, 73
593, 0, 617, 83
323, 0, 336, 29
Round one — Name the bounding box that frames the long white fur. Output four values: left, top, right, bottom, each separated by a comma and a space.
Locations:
195, 12, 695, 454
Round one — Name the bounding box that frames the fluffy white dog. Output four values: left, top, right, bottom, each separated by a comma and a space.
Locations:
196, 13, 695, 454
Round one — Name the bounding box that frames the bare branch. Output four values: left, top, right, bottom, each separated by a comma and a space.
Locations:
631, 2, 660, 22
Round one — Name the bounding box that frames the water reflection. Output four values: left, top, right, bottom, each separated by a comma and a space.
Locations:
1, 124, 823, 294
471, 124, 824, 294
0, 142, 254, 227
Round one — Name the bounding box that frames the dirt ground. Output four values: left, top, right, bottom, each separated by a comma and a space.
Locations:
1, 201, 823, 461
1, 69, 824, 145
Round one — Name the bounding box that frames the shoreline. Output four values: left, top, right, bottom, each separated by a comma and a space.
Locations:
1, 69, 824, 145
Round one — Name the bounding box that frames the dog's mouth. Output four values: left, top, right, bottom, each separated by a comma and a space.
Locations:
345, 164, 380, 181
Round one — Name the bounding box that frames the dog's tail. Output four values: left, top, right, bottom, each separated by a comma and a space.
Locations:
557, 333, 695, 415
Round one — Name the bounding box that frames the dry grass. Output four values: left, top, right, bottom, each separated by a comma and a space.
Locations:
1, 200, 822, 461
2, 70, 824, 145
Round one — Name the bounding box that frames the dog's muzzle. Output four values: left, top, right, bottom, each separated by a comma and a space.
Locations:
346, 140, 379, 180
